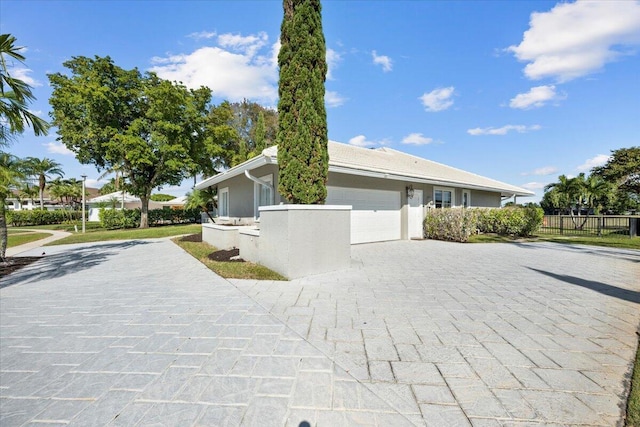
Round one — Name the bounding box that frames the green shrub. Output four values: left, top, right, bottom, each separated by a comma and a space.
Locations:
424, 206, 545, 242
424, 208, 477, 242
99, 208, 140, 229
8, 209, 82, 226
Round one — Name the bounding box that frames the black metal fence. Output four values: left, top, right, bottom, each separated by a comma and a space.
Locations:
540, 215, 640, 237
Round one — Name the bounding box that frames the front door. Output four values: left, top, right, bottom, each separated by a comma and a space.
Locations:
408, 189, 423, 239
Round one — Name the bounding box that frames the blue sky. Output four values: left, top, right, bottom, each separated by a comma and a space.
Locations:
2, 0, 639, 202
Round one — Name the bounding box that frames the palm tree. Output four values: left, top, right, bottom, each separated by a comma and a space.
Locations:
185, 187, 217, 223
544, 174, 587, 228
18, 182, 38, 208
0, 34, 49, 146
583, 174, 614, 215
0, 152, 26, 259
24, 157, 64, 209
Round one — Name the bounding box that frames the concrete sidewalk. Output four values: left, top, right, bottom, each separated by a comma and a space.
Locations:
1, 238, 639, 426
5, 229, 72, 257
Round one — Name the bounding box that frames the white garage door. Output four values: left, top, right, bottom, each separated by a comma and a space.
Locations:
327, 186, 401, 244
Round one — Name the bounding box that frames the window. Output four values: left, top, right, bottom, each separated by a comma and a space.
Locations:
462, 190, 471, 208
434, 188, 454, 208
254, 175, 273, 219
219, 187, 229, 218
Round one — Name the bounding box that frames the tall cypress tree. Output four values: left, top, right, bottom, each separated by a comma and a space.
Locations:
277, 0, 328, 204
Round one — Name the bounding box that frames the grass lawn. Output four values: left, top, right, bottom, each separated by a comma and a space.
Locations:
7, 232, 53, 248
628, 341, 640, 427
44, 224, 202, 245
173, 237, 286, 281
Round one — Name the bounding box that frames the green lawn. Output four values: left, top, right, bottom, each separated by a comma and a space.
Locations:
43, 224, 202, 245
7, 232, 53, 248
628, 342, 640, 427
173, 237, 286, 281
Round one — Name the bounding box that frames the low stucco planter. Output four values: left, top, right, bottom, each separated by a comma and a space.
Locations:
201, 223, 257, 250
238, 228, 260, 263
258, 205, 351, 279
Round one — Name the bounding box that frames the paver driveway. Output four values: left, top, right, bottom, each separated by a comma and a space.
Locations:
1, 238, 639, 426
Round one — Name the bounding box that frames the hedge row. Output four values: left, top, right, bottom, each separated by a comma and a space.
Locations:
423, 206, 544, 243
99, 208, 201, 229
7, 209, 83, 226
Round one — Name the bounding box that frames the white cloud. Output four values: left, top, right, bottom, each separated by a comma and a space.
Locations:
521, 182, 547, 190
577, 154, 611, 171
9, 67, 42, 87
467, 124, 541, 136
325, 90, 347, 108
420, 87, 455, 112
510, 85, 566, 109
348, 135, 375, 148
402, 133, 434, 145
372, 50, 393, 72
44, 142, 74, 156
521, 166, 558, 176
326, 48, 342, 80
150, 32, 279, 103
188, 30, 217, 40
508, 0, 640, 82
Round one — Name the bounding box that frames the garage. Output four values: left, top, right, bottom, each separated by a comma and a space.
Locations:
326, 186, 402, 244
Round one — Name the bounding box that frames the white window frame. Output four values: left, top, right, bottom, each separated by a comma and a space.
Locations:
462, 190, 471, 208
218, 187, 229, 218
433, 187, 455, 209
254, 174, 274, 220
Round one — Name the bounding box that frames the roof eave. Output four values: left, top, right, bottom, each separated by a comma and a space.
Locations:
194, 155, 271, 190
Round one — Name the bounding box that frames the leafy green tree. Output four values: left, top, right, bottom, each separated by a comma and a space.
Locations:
24, 157, 64, 209
227, 100, 277, 166
0, 34, 49, 146
0, 152, 26, 259
150, 193, 175, 202
277, 0, 329, 204
592, 146, 640, 209
48, 56, 214, 228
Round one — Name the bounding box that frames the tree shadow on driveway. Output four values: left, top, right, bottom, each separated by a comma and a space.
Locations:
0, 240, 150, 289
527, 267, 640, 305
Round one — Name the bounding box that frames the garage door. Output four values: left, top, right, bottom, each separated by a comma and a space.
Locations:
327, 186, 401, 244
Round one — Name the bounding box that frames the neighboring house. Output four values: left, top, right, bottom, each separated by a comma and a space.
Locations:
87, 192, 186, 221
6, 187, 100, 211
195, 141, 534, 244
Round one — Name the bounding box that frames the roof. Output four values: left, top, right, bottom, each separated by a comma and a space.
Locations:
195, 141, 534, 197
88, 191, 140, 204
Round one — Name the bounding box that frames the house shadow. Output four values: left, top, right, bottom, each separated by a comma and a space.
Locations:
513, 241, 640, 263
0, 240, 149, 289
527, 267, 640, 304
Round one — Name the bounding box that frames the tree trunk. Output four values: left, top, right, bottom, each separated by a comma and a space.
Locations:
39, 187, 44, 209
0, 200, 8, 260
140, 195, 150, 228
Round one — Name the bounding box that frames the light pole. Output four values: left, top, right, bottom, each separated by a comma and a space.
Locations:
81, 175, 87, 233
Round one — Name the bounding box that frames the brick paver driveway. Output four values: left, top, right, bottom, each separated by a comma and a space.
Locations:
1, 238, 639, 426
232, 240, 640, 426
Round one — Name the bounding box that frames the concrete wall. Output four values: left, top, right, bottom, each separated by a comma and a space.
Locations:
258, 205, 351, 279
238, 229, 260, 263
201, 223, 257, 250
469, 190, 501, 208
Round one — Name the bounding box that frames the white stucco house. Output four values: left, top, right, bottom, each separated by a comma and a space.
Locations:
194, 141, 533, 245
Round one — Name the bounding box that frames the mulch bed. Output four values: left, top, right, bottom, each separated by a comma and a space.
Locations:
0, 257, 43, 277
179, 233, 202, 242
207, 248, 244, 263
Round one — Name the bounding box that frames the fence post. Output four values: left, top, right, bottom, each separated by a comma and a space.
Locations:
559, 215, 563, 235
597, 216, 602, 237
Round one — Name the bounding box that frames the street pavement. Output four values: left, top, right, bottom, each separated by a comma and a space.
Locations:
1, 237, 639, 426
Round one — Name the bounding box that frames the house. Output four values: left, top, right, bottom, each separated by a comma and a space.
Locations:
194, 141, 534, 244
87, 192, 186, 221
6, 187, 100, 212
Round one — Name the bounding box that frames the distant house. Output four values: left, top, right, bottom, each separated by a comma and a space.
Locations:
5, 187, 100, 212
87, 192, 186, 222
194, 141, 533, 244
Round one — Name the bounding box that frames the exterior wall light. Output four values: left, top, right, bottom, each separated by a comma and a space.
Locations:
406, 185, 415, 199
